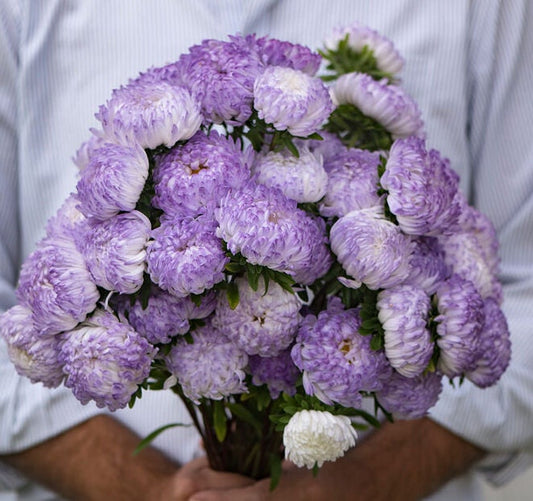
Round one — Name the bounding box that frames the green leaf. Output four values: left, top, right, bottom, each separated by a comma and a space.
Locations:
226, 281, 240, 309
312, 462, 320, 477
134, 423, 192, 455
226, 402, 262, 434
213, 400, 228, 442
269, 453, 282, 491
370, 334, 383, 351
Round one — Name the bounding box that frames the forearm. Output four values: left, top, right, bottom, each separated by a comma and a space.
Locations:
0, 414, 178, 501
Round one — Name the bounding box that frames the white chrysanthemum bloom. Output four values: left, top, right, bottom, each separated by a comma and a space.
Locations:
331, 72, 424, 139
252, 146, 327, 203
254, 66, 333, 137
214, 276, 302, 356
283, 410, 357, 469
324, 22, 405, 75
95, 80, 202, 149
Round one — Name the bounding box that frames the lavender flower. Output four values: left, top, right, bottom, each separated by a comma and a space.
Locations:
466, 298, 511, 388
76, 142, 149, 221
45, 193, 87, 241
254, 66, 333, 137
319, 148, 382, 218
292, 307, 391, 408
330, 206, 413, 290
331, 72, 424, 138
72, 134, 107, 172
177, 35, 264, 125
59, 309, 156, 411
0, 305, 64, 388
165, 320, 248, 403
248, 349, 300, 398
215, 182, 332, 285
214, 276, 302, 357
434, 274, 485, 378
95, 80, 202, 149
252, 145, 328, 203
284, 410, 357, 468
117, 287, 216, 345
153, 130, 251, 218
324, 22, 405, 75
381, 137, 461, 235
377, 285, 433, 377
16, 237, 99, 336
295, 131, 346, 165
376, 370, 443, 420
403, 236, 449, 295
255, 36, 322, 75
147, 215, 228, 298
79, 211, 150, 294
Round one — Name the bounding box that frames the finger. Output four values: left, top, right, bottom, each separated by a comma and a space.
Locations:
199, 468, 256, 490
190, 483, 265, 501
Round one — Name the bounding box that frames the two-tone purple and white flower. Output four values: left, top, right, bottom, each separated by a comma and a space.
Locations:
248, 349, 300, 398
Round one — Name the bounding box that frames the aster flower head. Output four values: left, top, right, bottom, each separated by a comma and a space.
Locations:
72, 134, 107, 172
330, 206, 413, 290
466, 298, 511, 388
254, 66, 333, 137
95, 79, 202, 149
434, 274, 485, 378
331, 72, 424, 139
153, 130, 251, 218
283, 410, 357, 469
147, 215, 228, 298
59, 309, 156, 411
165, 319, 248, 403
248, 349, 300, 398
292, 306, 391, 408
78, 211, 151, 295
324, 21, 405, 75
16, 236, 99, 336
255, 36, 322, 75
214, 276, 302, 357
376, 370, 443, 420
45, 193, 87, 241
319, 148, 382, 218
377, 285, 433, 377
404, 236, 450, 295
76, 141, 149, 221
252, 145, 328, 203
0, 305, 64, 388
295, 131, 346, 165
381, 137, 461, 235
215, 182, 332, 285
177, 35, 264, 125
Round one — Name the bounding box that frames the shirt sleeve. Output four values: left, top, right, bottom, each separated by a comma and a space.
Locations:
0, 1, 103, 490
429, 0, 533, 486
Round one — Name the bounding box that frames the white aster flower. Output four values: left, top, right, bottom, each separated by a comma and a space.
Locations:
284, 410, 357, 468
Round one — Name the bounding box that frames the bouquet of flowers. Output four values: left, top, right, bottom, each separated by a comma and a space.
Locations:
0, 22, 511, 485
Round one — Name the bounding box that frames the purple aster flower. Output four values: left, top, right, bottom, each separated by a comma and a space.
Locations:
403, 236, 450, 295
331, 72, 424, 138
255, 36, 322, 75
215, 182, 332, 285
16, 236, 99, 336
434, 274, 485, 378
176, 35, 264, 125
248, 349, 300, 398
165, 319, 248, 403
330, 206, 413, 290
381, 137, 462, 236
76, 142, 149, 221
319, 148, 382, 218
252, 145, 328, 203
295, 131, 346, 165
214, 276, 302, 357
78, 211, 151, 295
292, 306, 391, 408
59, 309, 156, 411
254, 66, 333, 137
0, 305, 64, 388
147, 215, 228, 298
466, 298, 511, 388
376, 370, 443, 420
324, 22, 405, 75
45, 194, 87, 241
153, 130, 251, 218
72, 134, 107, 172
95, 80, 202, 149
377, 285, 433, 377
